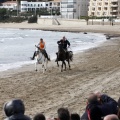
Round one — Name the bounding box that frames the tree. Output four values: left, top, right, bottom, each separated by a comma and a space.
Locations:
85, 16, 89, 25
0, 8, 7, 21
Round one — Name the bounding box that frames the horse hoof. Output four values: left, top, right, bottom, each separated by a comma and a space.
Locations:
45, 69, 46, 71
35, 69, 37, 71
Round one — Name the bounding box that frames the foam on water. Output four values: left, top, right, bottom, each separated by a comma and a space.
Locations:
0, 29, 106, 72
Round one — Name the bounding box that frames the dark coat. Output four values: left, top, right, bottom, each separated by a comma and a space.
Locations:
57, 39, 70, 50
4, 114, 31, 120
81, 94, 118, 120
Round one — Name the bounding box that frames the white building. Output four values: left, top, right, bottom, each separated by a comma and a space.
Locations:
0, 1, 17, 10
60, 0, 89, 19
20, 0, 60, 12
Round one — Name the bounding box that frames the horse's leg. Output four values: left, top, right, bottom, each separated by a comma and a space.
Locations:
57, 60, 59, 67
42, 63, 45, 73
68, 59, 71, 70
61, 61, 63, 72
63, 61, 66, 71
45, 58, 48, 71
35, 62, 37, 71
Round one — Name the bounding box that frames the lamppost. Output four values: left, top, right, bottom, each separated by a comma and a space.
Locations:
78, 4, 80, 19
51, 7, 52, 18
17, 0, 19, 16
90, 13, 94, 25
102, 12, 105, 25
111, 8, 113, 26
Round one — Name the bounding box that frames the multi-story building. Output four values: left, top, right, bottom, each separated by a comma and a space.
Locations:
60, 0, 89, 19
21, 0, 60, 12
88, 0, 120, 17
0, 1, 17, 10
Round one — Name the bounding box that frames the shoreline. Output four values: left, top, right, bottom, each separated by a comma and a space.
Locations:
0, 22, 120, 35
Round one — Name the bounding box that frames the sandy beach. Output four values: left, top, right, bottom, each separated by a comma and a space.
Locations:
0, 23, 120, 119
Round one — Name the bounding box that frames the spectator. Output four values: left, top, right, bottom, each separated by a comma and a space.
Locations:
81, 92, 118, 120
71, 113, 80, 120
57, 108, 70, 120
33, 113, 46, 120
3, 99, 31, 120
104, 114, 119, 120
117, 97, 120, 119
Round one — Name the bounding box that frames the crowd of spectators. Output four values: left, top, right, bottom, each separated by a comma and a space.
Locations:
3, 92, 120, 120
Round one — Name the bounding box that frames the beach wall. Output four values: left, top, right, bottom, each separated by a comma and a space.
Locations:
37, 18, 87, 26
37, 18, 120, 26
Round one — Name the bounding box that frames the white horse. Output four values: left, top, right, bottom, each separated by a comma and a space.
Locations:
34, 45, 48, 73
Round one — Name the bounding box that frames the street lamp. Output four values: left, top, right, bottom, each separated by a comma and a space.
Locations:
111, 8, 113, 26
17, 0, 19, 16
102, 12, 105, 25
78, 4, 80, 19
90, 13, 94, 25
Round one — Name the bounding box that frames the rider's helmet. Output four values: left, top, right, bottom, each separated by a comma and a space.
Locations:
3, 99, 25, 117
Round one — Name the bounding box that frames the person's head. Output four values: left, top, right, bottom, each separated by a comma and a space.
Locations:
103, 114, 119, 120
117, 97, 120, 119
4, 99, 25, 117
87, 93, 98, 104
71, 113, 80, 120
33, 113, 46, 120
40, 38, 43, 42
88, 105, 102, 120
63, 36, 66, 41
57, 108, 70, 120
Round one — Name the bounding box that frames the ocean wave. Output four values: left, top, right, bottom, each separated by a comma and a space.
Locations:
0, 61, 35, 72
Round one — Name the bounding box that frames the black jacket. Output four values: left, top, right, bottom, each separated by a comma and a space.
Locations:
57, 39, 70, 49
81, 94, 118, 120
4, 114, 31, 120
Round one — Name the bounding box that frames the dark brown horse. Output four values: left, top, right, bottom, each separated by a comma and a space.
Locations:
56, 44, 73, 72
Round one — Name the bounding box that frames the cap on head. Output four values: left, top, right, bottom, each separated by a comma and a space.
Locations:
4, 99, 25, 117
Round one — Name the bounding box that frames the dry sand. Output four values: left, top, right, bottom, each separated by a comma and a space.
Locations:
0, 23, 120, 119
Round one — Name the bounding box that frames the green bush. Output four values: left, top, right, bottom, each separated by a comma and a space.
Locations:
28, 16, 37, 23
5, 17, 27, 23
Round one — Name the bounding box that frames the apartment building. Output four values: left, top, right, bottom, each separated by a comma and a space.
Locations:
88, 0, 120, 17
61, 0, 89, 19
21, 0, 60, 12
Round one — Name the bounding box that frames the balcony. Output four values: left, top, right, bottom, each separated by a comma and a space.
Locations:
111, 9, 118, 12
110, 4, 118, 7
111, 0, 118, 2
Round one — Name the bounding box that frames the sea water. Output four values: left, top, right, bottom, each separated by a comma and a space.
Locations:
0, 28, 106, 72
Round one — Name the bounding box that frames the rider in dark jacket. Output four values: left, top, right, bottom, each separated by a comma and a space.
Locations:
4, 99, 31, 120
55, 36, 70, 62
57, 36, 70, 51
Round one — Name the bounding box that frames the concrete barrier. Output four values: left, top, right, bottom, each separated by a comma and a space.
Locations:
37, 18, 87, 26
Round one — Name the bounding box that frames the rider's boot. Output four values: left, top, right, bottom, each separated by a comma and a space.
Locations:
45, 53, 50, 61
30, 52, 35, 60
